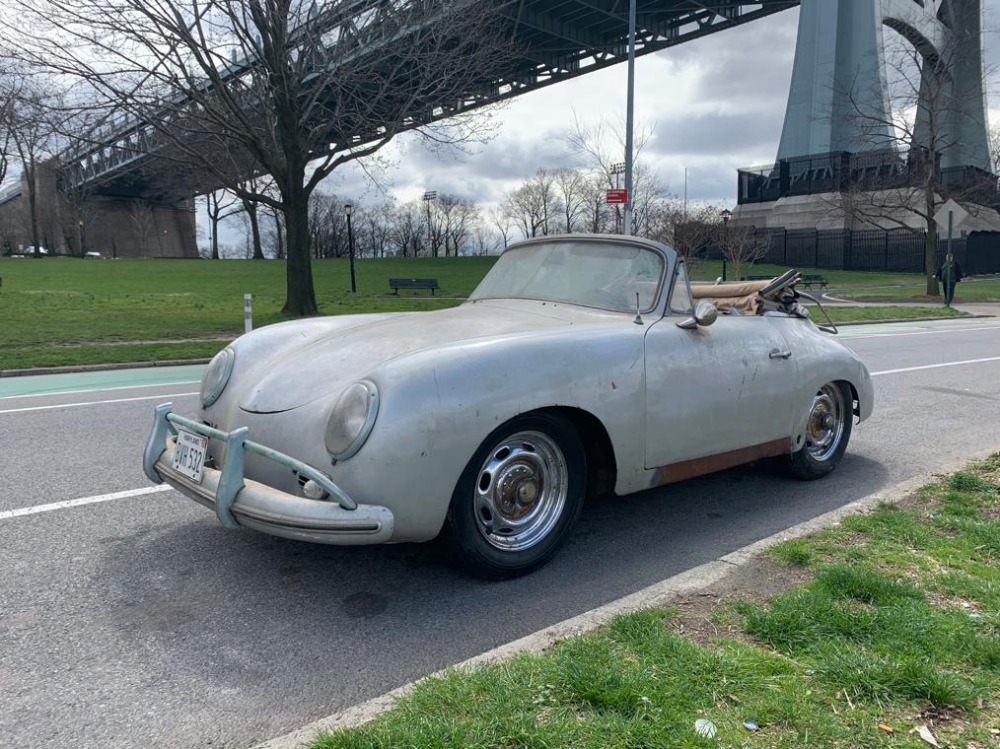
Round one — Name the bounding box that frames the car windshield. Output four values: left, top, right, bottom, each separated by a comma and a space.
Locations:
469, 240, 666, 313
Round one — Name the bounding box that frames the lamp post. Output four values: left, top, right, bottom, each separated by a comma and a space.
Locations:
720, 208, 732, 282
422, 190, 436, 256
344, 203, 357, 293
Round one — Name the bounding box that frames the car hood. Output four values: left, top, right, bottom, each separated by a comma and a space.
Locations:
238, 300, 594, 413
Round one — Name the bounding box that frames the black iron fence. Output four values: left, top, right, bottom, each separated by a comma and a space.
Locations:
737, 148, 999, 207
703, 228, 1000, 276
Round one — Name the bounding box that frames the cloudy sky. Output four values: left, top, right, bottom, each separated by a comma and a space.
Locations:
330, 6, 803, 213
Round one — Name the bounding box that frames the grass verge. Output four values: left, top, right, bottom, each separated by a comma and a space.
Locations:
310, 455, 1000, 749
822, 306, 965, 324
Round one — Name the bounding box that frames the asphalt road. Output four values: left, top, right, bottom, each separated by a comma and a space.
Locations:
2, 318, 999, 749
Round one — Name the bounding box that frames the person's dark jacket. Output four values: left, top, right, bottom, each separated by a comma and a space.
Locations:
937, 260, 963, 286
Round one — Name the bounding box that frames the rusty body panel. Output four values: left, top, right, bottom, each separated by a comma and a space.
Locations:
652, 437, 792, 486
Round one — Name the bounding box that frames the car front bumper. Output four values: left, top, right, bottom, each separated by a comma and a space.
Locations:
143, 403, 394, 545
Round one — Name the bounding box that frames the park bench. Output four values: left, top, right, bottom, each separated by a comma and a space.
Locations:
389, 277, 439, 295
801, 274, 829, 289
742, 274, 773, 281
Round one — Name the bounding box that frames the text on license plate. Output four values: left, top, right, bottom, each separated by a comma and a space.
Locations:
173, 429, 208, 483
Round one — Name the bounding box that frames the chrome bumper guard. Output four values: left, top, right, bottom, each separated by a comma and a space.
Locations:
143, 403, 393, 545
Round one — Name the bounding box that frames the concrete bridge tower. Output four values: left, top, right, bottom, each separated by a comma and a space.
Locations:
737, 0, 993, 231
777, 0, 991, 172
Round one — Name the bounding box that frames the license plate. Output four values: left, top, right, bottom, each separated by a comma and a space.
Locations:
172, 429, 208, 483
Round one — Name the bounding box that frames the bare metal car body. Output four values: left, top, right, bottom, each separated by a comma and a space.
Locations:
144, 235, 873, 578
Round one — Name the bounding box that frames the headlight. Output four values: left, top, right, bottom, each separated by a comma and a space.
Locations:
325, 380, 379, 460
201, 347, 235, 408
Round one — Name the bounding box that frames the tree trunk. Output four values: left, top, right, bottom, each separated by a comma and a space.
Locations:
925, 228, 939, 296
211, 214, 220, 260
281, 181, 318, 317
27, 161, 40, 255
925, 182, 939, 296
247, 203, 264, 260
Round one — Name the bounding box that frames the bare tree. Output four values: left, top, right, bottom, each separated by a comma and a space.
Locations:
389, 201, 423, 258
471, 225, 496, 255
552, 167, 588, 233
566, 112, 657, 235
205, 189, 240, 260
362, 203, 392, 259
648, 202, 720, 268
489, 205, 512, 250
4, 1, 511, 314
0, 64, 17, 189
504, 169, 561, 239
129, 200, 156, 256
307, 189, 346, 259
1, 80, 63, 255
436, 193, 478, 256
715, 219, 769, 281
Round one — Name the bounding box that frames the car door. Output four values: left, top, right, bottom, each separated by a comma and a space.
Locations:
643, 303, 800, 472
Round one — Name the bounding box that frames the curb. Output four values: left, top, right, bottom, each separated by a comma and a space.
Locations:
0, 358, 212, 378
251, 449, 998, 749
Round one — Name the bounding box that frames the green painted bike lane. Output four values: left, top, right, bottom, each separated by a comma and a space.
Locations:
0, 365, 204, 399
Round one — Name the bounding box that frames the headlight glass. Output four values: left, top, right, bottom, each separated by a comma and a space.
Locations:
325, 381, 379, 460
201, 347, 235, 408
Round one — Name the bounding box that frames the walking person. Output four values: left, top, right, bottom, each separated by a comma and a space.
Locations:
937, 253, 962, 306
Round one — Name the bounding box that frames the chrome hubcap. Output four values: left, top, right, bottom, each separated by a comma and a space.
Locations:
806, 384, 845, 462
473, 431, 568, 551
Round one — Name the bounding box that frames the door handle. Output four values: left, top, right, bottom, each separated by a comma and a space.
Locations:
769, 348, 792, 360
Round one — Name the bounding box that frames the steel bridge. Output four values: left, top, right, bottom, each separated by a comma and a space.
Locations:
58, 0, 799, 202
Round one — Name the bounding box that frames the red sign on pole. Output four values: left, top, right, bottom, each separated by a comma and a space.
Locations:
606, 188, 628, 204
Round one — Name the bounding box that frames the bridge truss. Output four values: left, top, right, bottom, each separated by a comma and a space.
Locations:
60, 0, 799, 201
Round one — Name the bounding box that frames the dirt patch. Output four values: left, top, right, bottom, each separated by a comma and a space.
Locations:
666, 558, 814, 646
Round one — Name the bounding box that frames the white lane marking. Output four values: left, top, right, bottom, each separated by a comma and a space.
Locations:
0, 391, 199, 415
0, 380, 200, 402
0, 485, 173, 521
872, 356, 1000, 377
843, 323, 1000, 339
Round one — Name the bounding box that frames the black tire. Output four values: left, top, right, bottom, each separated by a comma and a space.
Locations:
445, 413, 586, 580
786, 381, 853, 480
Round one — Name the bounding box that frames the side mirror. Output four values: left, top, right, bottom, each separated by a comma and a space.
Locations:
676, 300, 718, 330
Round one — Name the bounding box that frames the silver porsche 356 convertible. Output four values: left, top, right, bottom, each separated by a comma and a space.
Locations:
144, 235, 873, 579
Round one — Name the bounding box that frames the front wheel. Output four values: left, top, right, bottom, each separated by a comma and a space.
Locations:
786, 381, 853, 480
445, 413, 586, 580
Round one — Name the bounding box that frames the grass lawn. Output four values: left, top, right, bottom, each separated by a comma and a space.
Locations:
0, 255, 982, 370
310, 456, 1000, 749
0, 256, 484, 370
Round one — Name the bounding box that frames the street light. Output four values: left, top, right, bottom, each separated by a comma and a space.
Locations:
344, 203, 357, 293
422, 190, 437, 256
720, 208, 732, 282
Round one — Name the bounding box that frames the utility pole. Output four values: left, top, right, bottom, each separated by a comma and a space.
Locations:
623, 0, 637, 235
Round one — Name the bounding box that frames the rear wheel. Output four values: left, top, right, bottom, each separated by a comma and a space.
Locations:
786, 381, 853, 480
445, 413, 586, 580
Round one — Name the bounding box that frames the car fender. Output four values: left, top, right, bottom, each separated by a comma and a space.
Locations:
331, 325, 648, 542
773, 319, 874, 449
